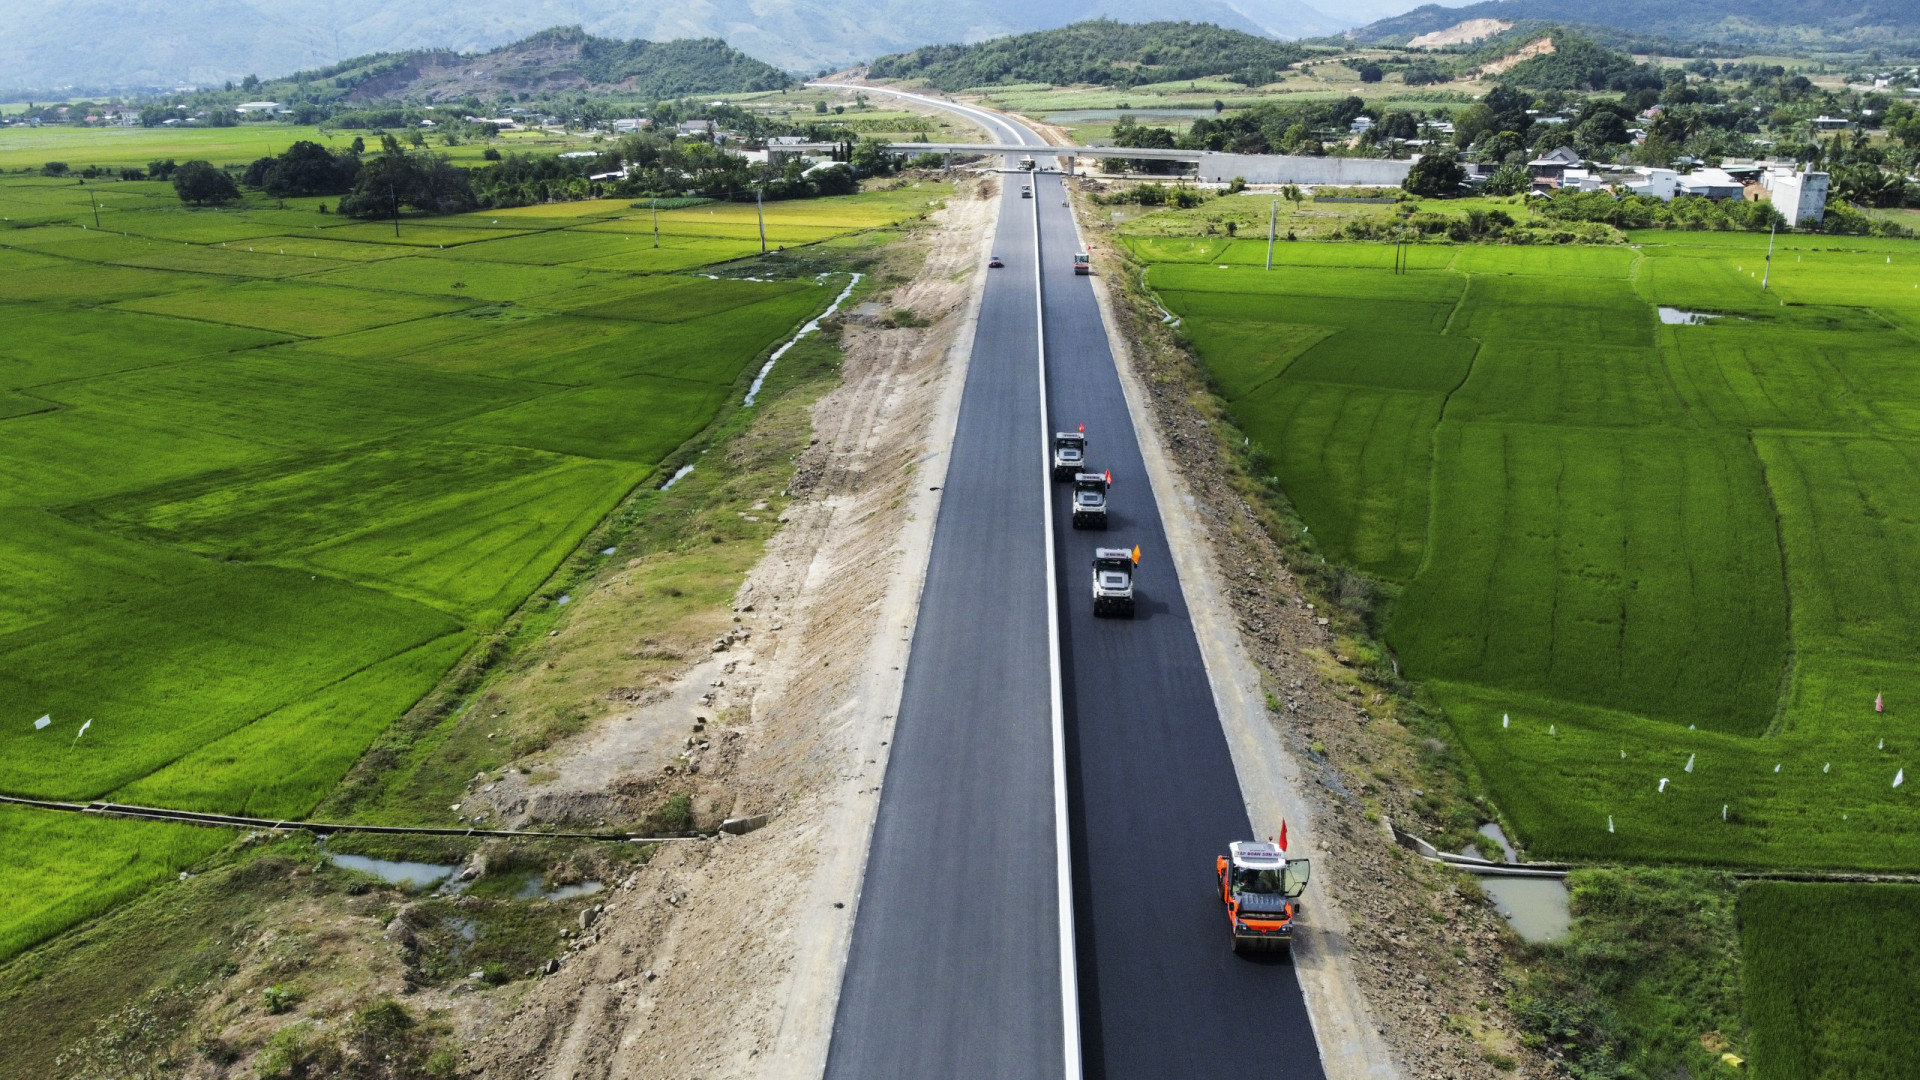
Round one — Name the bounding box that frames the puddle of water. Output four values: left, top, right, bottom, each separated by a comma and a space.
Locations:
518, 879, 605, 901
660, 463, 695, 490
1659, 307, 1721, 325
1478, 875, 1572, 943
326, 852, 460, 889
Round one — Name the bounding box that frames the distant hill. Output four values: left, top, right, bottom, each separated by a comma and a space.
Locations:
307, 28, 793, 103
1352, 0, 1920, 55
867, 20, 1310, 91
3, 0, 1434, 93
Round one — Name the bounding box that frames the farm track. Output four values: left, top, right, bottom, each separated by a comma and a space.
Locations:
0, 793, 699, 843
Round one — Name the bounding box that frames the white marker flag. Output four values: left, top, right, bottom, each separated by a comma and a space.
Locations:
1897, 770, 1906, 789
1658, 777, 1669, 792
1607, 815, 1615, 834
33, 715, 50, 730
1685, 753, 1695, 773
1503, 714, 1510, 729
73, 719, 91, 743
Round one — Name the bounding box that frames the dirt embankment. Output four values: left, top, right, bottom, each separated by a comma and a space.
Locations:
1408, 19, 1513, 49
1078, 202, 1551, 1080
1480, 37, 1556, 77
456, 179, 997, 1080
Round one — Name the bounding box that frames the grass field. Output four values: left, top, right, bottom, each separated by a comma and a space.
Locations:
0, 124, 600, 172
0, 173, 947, 961
1740, 882, 1920, 1080
1136, 230, 1920, 873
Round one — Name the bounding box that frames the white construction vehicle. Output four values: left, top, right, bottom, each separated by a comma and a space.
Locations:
1091, 546, 1137, 617
1051, 431, 1086, 481
1071, 471, 1110, 530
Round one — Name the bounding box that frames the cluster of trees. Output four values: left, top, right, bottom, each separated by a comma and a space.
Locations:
866, 21, 1304, 92
1483, 29, 1666, 93
1535, 189, 1784, 231
1183, 97, 1370, 156
242, 141, 361, 197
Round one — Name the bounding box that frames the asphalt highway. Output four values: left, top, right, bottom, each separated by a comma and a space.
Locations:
822, 86, 1327, 1080
1033, 168, 1328, 1080
823, 136, 1064, 1080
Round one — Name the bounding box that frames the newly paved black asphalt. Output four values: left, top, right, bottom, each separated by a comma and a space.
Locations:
1032, 168, 1327, 1080
824, 142, 1063, 1080
826, 91, 1326, 1080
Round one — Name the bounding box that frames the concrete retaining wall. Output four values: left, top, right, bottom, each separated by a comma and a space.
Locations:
1193, 153, 1412, 186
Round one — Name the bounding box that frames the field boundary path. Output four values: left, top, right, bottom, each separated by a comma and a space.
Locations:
0, 794, 698, 842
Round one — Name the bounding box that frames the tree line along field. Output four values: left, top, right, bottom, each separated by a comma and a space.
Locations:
0, 125, 600, 172
1135, 233, 1920, 874
0, 173, 946, 961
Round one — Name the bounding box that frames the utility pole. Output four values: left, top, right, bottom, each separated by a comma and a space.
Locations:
1762, 219, 1776, 291
83, 180, 100, 229
1265, 199, 1277, 270
757, 185, 767, 254
652, 197, 659, 248
391, 180, 400, 238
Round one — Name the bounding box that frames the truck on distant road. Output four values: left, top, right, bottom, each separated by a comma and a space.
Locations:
1052, 431, 1086, 481
1091, 546, 1137, 617
1215, 841, 1310, 953
1019, 155, 1035, 171
1071, 471, 1109, 530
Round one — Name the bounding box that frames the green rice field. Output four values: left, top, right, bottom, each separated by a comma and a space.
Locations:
1135, 230, 1920, 872
0, 173, 944, 960
1740, 881, 1920, 1079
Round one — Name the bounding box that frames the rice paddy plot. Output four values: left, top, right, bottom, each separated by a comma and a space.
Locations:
1141, 230, 1920, 873
0, 408, 275, 504
114, 279, 476, 337
0, 169, 912, 957
1450, 274, 1657, 346
446, 375, 731, 463
1740, 882, 1920, 1080
307, 257, 609, 302
296, 456, 643, 625
317, 222, 536, 247
1433, 682, 1920, 869
114, 631, 473, 818
0, 563, 457, 799
1446, 338, 1684, 427
535, 273, 809, 323
0, 302, 286, 387
1234, 379, 1445, 581
0, 806, 229, 964
1392, 422, 1788, 732
53, 353, 542, 450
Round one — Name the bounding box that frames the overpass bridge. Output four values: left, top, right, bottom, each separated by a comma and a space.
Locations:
780, 141, 1413, 186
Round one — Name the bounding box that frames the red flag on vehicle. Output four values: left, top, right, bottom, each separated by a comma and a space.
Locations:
1104, 469, 1112, 485
1077, 423, 1084, 433
1279, 819, 1288, 852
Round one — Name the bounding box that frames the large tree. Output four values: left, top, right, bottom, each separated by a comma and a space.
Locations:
1403, 152, 1466, 197
172, 160, 239, 206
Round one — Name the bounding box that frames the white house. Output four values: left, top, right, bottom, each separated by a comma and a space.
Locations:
1621, 167, 1679, 200
1759, 167, 1830, 226
1677, 168, 1745, 200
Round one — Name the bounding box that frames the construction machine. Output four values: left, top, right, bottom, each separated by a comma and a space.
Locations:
1051, 431, 1086, 481
1215, 840, 1310, 953
1091, 546, 1137, 617
1071, 471, 1110, 530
